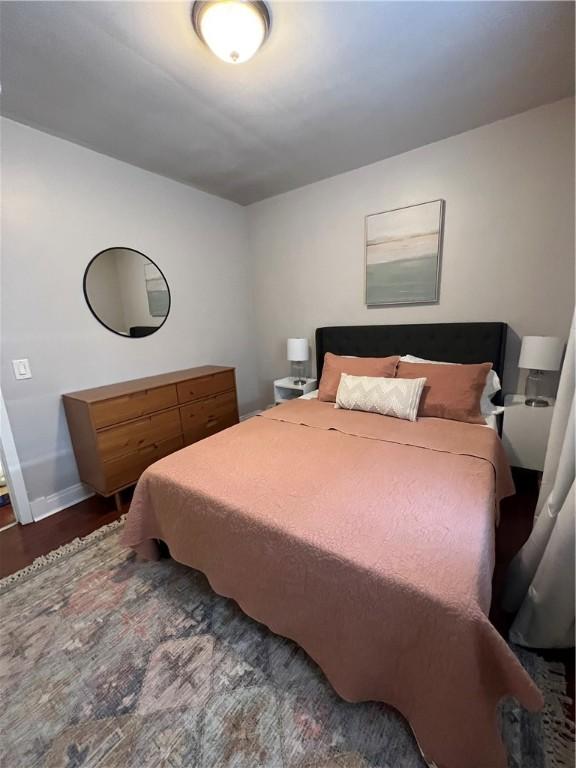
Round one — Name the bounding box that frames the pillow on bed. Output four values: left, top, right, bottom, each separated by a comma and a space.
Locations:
335, 373, 427, 421
400, 354, 503, 416
395, 361, 493, 424
318, 353, 399, 402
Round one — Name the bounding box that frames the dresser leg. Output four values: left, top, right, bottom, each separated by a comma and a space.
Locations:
114, 492, 122, 513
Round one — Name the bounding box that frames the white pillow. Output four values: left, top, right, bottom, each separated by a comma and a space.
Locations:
399, 355, 504, 416
335, 373, 427, 422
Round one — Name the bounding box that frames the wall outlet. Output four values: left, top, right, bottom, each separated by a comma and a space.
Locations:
12, 359, 32, 380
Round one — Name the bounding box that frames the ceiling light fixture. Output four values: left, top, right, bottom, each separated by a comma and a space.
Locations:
192, 0, 271, 65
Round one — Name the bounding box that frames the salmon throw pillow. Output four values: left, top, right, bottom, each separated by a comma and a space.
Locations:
395, 361, 493, 424
318, 353, 400, 402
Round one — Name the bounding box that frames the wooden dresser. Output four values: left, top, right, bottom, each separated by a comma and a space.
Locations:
63, 366, 238, 508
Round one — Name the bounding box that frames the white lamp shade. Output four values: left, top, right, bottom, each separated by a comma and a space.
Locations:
518, 336, 564, 371
287, 338, 309, 362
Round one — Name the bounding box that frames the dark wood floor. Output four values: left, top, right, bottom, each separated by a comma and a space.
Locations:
0, 473, 573, 719
0, 491, 128, 579
0, 499, 16, 529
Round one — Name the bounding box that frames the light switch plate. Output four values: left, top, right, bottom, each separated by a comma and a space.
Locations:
12, 359, 32, 380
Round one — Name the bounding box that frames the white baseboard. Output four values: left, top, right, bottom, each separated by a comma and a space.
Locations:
30, 482, 94, 522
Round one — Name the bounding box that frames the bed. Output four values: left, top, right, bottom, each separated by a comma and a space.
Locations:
299, 387, 500, 429
123, 322, 542, 768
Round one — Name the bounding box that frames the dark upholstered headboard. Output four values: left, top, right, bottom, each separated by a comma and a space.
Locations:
315, 322, 507, 401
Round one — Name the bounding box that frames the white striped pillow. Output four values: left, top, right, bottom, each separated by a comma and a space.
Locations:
335, 373, 427, 422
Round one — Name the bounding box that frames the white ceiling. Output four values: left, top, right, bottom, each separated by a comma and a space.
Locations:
1, 1, 573, 205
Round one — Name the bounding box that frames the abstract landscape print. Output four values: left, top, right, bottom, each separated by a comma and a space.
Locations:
365, 199, 444, 306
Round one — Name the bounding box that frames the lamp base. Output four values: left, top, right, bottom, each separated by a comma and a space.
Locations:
290, 360, 307, 387
525, 397, 549, 408
524, 369, 550, 408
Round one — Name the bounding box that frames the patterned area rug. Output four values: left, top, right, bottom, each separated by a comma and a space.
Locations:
0, 521, 573, 768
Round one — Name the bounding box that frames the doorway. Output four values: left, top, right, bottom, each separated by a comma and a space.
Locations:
0, 457, 17, 530
0, 390, 33, 527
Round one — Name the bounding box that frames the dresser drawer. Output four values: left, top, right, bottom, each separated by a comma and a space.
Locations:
177, 370, 235, 404
91, 385, 178, 429
97, 408, 182, 462
181, 391, 238, 444
102, 435, 183, 491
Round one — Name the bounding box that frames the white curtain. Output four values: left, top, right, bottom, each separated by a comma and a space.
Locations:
503, 312, 575, 648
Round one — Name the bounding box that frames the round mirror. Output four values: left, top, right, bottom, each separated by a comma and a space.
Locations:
83, 247, 170, 337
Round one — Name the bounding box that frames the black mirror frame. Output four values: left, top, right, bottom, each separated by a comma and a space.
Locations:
83, 246, 171, 338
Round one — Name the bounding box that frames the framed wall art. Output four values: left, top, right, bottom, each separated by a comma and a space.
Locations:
365, 199, 444, 306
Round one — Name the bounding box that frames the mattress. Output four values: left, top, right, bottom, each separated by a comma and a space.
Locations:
123, 399, 541, 768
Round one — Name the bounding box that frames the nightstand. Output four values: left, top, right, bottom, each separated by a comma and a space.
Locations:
273, 377, 317, 405
502, 394, 555, 471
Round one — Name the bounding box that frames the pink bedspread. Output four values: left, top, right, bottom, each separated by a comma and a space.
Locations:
123, 399, 542, 768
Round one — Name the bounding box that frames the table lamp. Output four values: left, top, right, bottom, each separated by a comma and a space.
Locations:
518, 335, 563, 407
287, 338, 308, 385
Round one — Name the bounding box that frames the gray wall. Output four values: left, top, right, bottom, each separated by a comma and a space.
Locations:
1, 117, 259, 503
247, 98, 575, 404
2, 98, 574, 507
